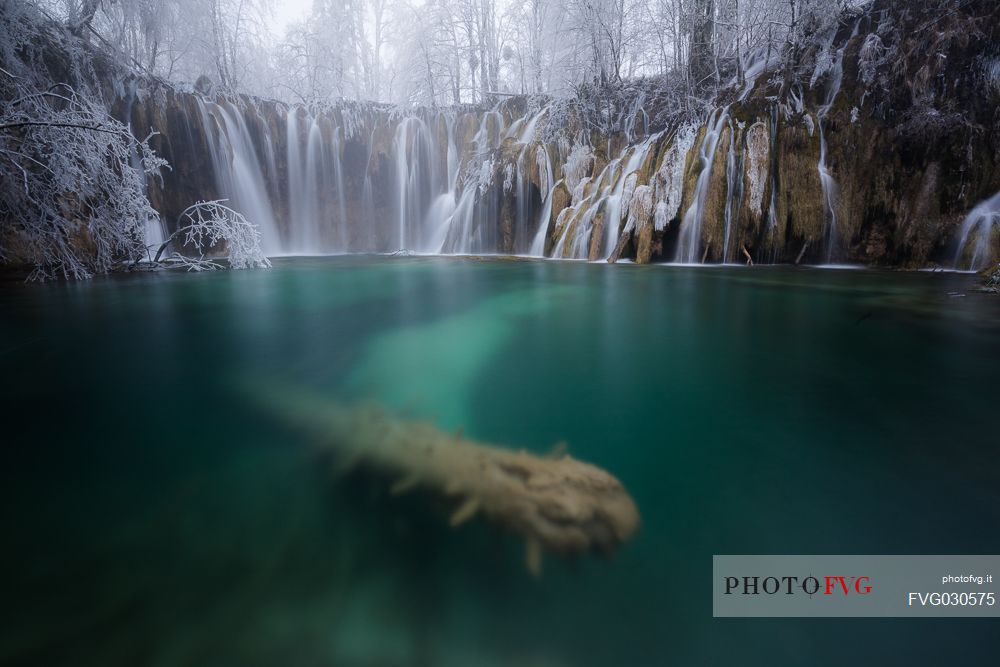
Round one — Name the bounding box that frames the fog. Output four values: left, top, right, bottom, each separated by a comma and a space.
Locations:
35, 0, 863, 105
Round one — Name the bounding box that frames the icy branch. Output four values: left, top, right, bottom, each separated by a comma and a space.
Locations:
155, 201, 271, 270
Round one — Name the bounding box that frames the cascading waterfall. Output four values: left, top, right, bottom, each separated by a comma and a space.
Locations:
677, 108, 729, 263
513, 147, 534, 253
124, 80, 165, 253
176, 75, 932, 266
437, 110, 504, 254
722, 118, 746, 263
197, 99, 281, 254
330, 125, 348, 250
602, 134, 662, 259
528, 146, 556, 257
256, 108, 279, 205
138, 9, 986, 269
178, 96, 774, 264
765, 103, 781, 263
738, 44, 777, 102
394, 116, 441, 251
179, 93, 702, 262
550, 159, 612, 258
286, 110, 304, 249
360, 123, 379, 250
284, 109, 351, 253
952, 190, 1000, 270
549, 132, 662, 261
421, 115, 462, 253
816, 20, 860, 262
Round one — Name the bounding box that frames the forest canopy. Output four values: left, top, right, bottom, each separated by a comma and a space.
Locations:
35, 0, 864, 106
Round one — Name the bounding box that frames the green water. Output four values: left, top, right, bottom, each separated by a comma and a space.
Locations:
2, 257, 999, 666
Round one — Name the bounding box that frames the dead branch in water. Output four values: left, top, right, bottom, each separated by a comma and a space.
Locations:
795, 241, 809, 265
255, 387, 640, 576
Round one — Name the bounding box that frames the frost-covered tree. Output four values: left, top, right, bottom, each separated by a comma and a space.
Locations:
34, 0, 275, 90
1, 2, 270, 280
0, 74, 165, 280
0, 2, 166, 280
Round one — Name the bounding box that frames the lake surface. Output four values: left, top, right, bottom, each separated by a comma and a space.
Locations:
2, 257, 999, 666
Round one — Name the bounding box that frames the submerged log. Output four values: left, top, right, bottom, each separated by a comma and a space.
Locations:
255, 388, 640, 575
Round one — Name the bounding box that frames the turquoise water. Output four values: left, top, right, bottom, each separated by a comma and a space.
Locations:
2, 257, 999, 666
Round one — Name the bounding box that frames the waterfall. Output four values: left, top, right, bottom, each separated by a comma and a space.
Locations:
393, 119, 411, 250
360, 123, 378, 250
437, 110, 505, 254
331, 125, 348, 250
197, 99, 281, 254
738, 44, 775, 101
817, 120, 838, 260
302, 117, 324, 252
952, 190, 1000, 270
764, 104, 781, 263
529, 147, 555, 257
722, 118, 746, 263
514, 147, 532, 253
507, 108, 544, 144
283, 108, 353, 254
124, 80, 165, 254
677, 108, 729, 263
602, 134, 661, 259
168, 96, 734, 263
816, 20, 861, 262
548, 131, 662, 261
394, 115, 451, 252
550, 160, 610, 258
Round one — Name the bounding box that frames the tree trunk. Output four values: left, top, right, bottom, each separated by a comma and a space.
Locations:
70, 0, 101, 39
688, 0, 716, 93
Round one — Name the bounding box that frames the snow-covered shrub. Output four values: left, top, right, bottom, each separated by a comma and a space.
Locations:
155, 201, 270, 270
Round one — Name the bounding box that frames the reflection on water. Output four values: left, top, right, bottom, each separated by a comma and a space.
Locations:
2, 257, 999, 666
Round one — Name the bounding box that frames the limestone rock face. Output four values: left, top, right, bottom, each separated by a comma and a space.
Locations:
631, 185, 655, 264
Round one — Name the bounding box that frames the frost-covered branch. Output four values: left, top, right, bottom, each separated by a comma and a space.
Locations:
154, 201, 271, 271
